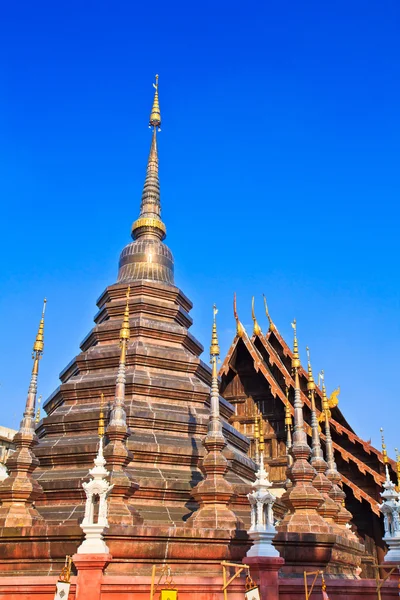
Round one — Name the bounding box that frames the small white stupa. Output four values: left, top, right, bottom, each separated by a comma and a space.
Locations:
379, 429, 400, 563
246, 415, 279, 558
77, 396, 113, 554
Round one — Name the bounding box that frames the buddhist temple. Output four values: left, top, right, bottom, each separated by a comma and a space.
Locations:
0, 77, 398, 600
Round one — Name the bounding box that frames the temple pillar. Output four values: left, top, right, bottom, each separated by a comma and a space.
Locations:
244, 556, 284, 600
73, 553, 112, 600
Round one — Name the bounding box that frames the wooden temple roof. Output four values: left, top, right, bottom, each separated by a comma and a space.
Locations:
219, 321, 396, 516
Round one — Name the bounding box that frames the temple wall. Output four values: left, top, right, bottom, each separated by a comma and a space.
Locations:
0, 574, 398, 600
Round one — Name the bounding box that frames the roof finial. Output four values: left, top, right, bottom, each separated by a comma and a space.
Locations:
98, 394, 106, 438
259, 411, 265, 457
395, 448, 400, 490
120, 286, 131, 343
19, 299, 47, 435
291, 319, 300, 369
251, 296, 262, 336
254, 406, 260, 464
33, 299, 47, 357
35, 395, 42, 424
131, 75, 166, 242
306, 347, 316, 391
263, 294, 276, 332
210, 304, 220, 362
233, 293, 244, 338
380, 428, 390, 481
149, 74, 161, 130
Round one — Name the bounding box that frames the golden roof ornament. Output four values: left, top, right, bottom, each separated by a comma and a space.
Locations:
120, 286, 131, 342
291, 319, 300, 369
251, 297, 262, 336
259, 412, 265, 455
263, 294, 276, 332
210, 304, 220, 359
98, 394, 106, 438
33, 299, 47, 356
35, 395, 42, 424
395, 447, 400, 489
149, 74, 161, 130
284, 386, 292, 428
380, 428, 389, 465
306, 347, 316, 391
233, 293, 244, 338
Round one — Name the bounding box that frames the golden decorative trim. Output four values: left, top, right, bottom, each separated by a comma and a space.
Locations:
132, 217, 167, 235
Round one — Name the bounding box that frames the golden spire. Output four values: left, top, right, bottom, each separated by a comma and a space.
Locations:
259, 412, 265, 456
306, 347, 316, 391
33, 299, 47, 358
120, 286, 131, 341
35, 395, 42, 424
263, 294, 276, 332
284, 386, 293, 429
98, 394, 106, 438
251, 297, 262, 336
254, 407, 260, 462
291, 319, 300, 369
233, 292, 244, 338
380, 428, 389, 465
210, 304, 220, 357
395, 448, 400, 489
131, 75, 166, 242
149, 74, 161, 130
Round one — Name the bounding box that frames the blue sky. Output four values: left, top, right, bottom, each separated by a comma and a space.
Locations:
1, 1, 399, 457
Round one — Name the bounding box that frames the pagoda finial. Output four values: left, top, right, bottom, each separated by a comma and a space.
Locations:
251, 297, 262, 336
306, 347, 316, 391
263, 294, 276, 332
131, 75, 166, 242
254, 407, 260, 464
98, 394, 105, 438
233, 293, 245, 338
208, 305, 223, 433
284, 386, 293, 458
120, 286, 131, 343
210, 304, 220, 365
380, 428, 390, 481
149, 74, 161, 130
259, 412, 265, 457
20, 299, 47, 435
395, 448, 400, 490
35, 395, 42, 424
108, 287, 131, 429
291, 319, 300, 370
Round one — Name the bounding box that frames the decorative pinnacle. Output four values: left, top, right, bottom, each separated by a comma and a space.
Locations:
149, 74, 161, 129
259, 413, 265, 455
320, 372, 330, 414
120, 287, 131, 342
210, 304, 220, 359
35, 395, 42, 424
285, 386, 292, 428
251, 297, 262, 336
233, 292, 244, 338
380, 428, 389, 464
395, 448, 400, 488
98, 394, 106, 438
291, 319, 300, 369
33, 299, 47, 356
263, 294, 275, 332
306, 347, 316, 391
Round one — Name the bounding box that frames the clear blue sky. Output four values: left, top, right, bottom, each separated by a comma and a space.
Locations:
1, 1, 399, 457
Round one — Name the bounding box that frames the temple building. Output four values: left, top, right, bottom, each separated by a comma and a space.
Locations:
0, 77, 398, 599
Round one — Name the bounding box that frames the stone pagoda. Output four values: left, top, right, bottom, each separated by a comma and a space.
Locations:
0, 76, 254, 577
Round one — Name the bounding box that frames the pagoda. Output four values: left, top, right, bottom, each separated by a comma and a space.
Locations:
0, 76, 254, 577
